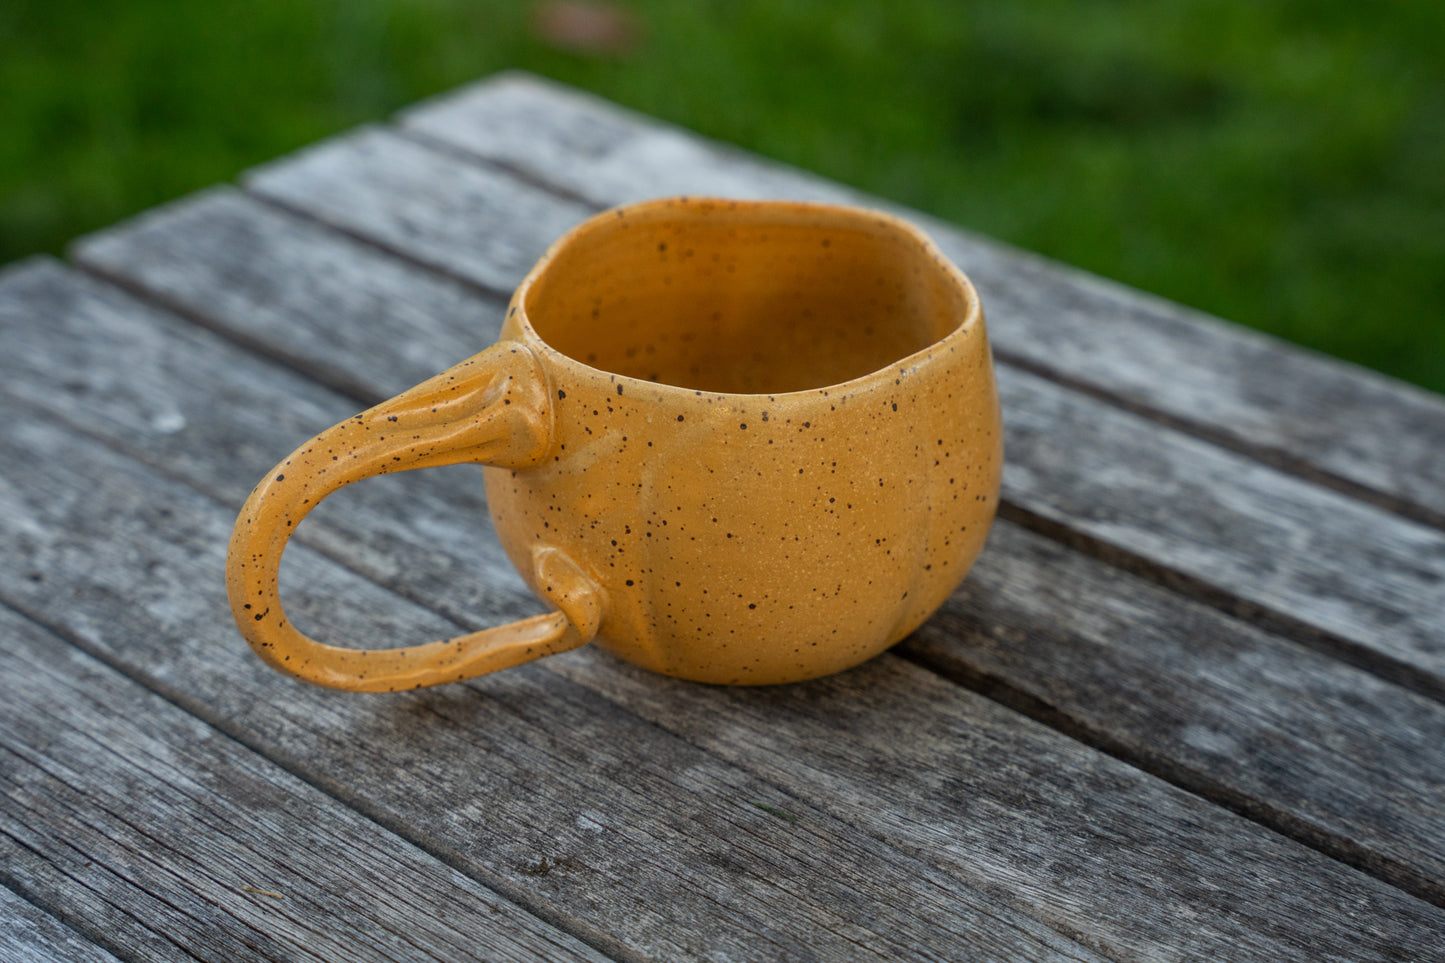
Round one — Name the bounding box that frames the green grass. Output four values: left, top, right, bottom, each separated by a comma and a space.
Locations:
3, 0, 1442, 393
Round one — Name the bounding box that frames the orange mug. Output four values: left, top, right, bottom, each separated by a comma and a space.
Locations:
227, 197, 1002, 690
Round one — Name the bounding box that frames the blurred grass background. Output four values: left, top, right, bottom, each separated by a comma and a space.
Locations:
2, 0, 1441, 393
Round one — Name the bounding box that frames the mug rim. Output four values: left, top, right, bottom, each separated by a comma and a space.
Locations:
509, 196, 984, 400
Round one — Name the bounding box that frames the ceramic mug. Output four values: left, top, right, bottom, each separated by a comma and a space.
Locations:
227, 197, 1002, 691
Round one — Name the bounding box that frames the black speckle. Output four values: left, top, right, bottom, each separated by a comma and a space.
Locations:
617, 384, 624, 396
274, 474, 285, 481
626, 579, 635, 586
677, 414, 685, 422
739, 423, 747, 430
558, 389, 566, 399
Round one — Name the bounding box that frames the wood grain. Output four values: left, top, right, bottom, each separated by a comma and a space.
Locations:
243, 127, 594, 297
910, 521, 1445, 905
2, 252, 537, 636
74, 185, 490, 402
12, 253, 1444, 955
398, 70, 864, 209
546, 649, 1445, 963
995, 364, 1445, 699
0, 886, 123, 963
143, 127, 1445, 697
0, 269, 1113, 961
66, 192, 1445, 900
0, 607, 612, 963
400, 71, 1445, 530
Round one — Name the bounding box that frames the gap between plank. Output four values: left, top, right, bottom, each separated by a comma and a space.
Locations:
0, 814, 203, 963
997, 501, 1445, 705
400, 127, 605, 212
4, 734, 484, 963
892, 641, 1445, 909
993, 347, 1445, 533
0, 870, 132, 963
75, 258, 390, 410
239, 190, 520, 305
0, 338, 547, 651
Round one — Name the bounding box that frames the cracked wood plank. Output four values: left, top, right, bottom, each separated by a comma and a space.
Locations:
0, 885, 123, 963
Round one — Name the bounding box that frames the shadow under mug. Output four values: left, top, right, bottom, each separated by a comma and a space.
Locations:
227, 197, 1002, 691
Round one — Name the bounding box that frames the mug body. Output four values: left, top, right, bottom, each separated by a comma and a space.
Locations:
485, 198, 1002, 684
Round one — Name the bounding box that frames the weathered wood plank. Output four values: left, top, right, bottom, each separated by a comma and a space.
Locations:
0, 606, 613, 963
177, 129, 1445, 696
399, 70, 856, 208
0, 886, 123, 963
957, 250, 1445, 532
400, 71, 1445, 530
908, 521, 1445, 904
66, 192, 1445, 901
243, 126, 594, 297
3, 251, 535, 634
995, 364, 1445, 698
0, 265, 1115, 961
545, 650, 1445, 963
30, 236, 1445, 952
73, 185, 488, 402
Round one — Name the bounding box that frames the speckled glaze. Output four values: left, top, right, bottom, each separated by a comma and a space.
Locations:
227, 197, 1002, 691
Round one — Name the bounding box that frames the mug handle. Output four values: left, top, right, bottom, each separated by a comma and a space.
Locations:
226, 342, 605, 692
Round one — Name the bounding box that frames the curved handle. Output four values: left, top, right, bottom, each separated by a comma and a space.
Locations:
226, 342, 604, 692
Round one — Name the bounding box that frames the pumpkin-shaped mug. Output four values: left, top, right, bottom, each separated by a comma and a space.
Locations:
227, 197, 1002, 690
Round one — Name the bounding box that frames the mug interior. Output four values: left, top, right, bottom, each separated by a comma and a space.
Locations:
521, 200, 975, 394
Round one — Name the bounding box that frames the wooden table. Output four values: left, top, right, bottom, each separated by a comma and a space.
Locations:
3, 72, 1443, 962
